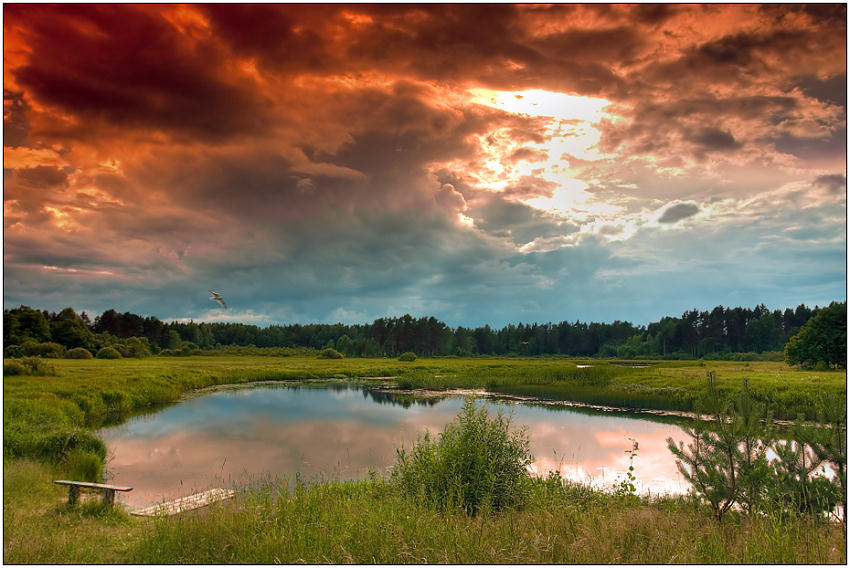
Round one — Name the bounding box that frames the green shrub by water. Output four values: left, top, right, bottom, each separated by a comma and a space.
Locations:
392, 396, 532, 515
399, 351, 417, 362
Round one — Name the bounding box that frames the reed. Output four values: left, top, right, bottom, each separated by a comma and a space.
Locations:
4, 459, 844, 564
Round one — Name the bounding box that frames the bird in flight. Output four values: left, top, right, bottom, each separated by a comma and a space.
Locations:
209, 290, 227, 309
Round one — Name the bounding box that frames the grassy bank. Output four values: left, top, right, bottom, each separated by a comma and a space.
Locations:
4, 356, 844, 469
395, 358, 843, 420
4, 459, 845, 564
4, 356, 845, 563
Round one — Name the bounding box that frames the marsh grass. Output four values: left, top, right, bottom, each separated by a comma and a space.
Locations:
4, 356, 843, 474
3, 355, 846, 563
396, 358, 844, 420
5, 459, 843, 564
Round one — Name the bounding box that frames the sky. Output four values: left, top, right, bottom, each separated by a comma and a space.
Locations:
3, 4, 847, 328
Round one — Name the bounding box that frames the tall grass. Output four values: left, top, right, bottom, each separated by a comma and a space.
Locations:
6, 458, 842, 564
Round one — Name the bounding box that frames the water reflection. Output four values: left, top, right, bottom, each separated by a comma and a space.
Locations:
99, 385, 690, 508
363, 388, 440, 408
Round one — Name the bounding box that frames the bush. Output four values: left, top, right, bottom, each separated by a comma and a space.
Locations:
66, 347, 94, 359
3, 360, 27, 375
399, 352, 417, 362
95, 347, 123, 359
9, 356, 57, 376
392, 396, 533, 515
4, 344, 24, 358
3, 398, 104, 463
317, 348, 344, 359
118, 336, 152, 358
63, 449, 103, 482
21, 340, 65, 358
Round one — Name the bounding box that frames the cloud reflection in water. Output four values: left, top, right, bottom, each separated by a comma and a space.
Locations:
99, 386, 690, 508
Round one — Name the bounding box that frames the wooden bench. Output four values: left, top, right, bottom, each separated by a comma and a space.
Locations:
54, 480, 133, 506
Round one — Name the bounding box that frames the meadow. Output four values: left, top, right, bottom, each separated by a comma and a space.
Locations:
3, 355, 846, 563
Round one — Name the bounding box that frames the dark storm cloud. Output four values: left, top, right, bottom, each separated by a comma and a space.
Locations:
6, 4, 271, 141
3, 89, 29, 147
3, 4, 846, 325
468, 197, 577, 245
690, 128, 742, 152
813, 174, 847, 193
533, 26, 647, 65
658, 203, 699, 224
198, 4, 333, 73
206, 3, 628, 97
14, 165, 68, 188
599, 95, 798, 156
772, 127, 847, 162
796, 74, 847, 108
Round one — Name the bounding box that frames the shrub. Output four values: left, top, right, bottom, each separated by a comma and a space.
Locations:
95, 347, 122, 359
399, 352, 417, 362
3, 399, 103, 463
63, 449, 103, 482
4, 360, 27, 376
392, 396, 533, 515
317, 348, 344, 359
21, 341, 65, 358
118, 336, 152, 358
66, 347, 94, 359
14, 356, 57, 376
4, 344, 23, 358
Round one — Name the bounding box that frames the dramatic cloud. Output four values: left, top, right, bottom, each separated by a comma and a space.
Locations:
658, 202, 700, 224
3, 4, 845, 326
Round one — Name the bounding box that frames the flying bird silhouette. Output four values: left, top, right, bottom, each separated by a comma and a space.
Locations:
209, 290, 227, 309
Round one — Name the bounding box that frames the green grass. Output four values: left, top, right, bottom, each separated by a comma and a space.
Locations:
4, 356, 844, 469
4, 459, 845, 564
394, 358, 844, 420
3, 355, 846, 563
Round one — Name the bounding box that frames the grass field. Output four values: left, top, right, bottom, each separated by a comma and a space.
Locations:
3, 355, 846, 563
4, 458, 845, 564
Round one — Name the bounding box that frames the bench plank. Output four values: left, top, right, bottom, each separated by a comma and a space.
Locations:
54, 480, 133, 491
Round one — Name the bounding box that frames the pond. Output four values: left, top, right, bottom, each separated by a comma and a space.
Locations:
99, 384, 692, 508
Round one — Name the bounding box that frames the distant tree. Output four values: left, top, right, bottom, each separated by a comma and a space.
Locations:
745, 312, 783, 353
50, 307, 95, 350
784, 302, 846, 368
165, 330, 182, 350
4, 306, 51, 344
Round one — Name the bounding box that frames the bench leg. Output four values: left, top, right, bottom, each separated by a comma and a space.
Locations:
103, 489, 115, 506
68, 485, 80, 505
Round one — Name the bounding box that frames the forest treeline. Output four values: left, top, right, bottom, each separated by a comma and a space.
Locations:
3, 302, 841, 361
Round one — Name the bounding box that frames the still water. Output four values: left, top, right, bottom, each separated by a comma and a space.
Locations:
99, 384, 692, 508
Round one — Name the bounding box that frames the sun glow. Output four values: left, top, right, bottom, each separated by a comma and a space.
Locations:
469, 88, 612, 122
440, 87, 625, 225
